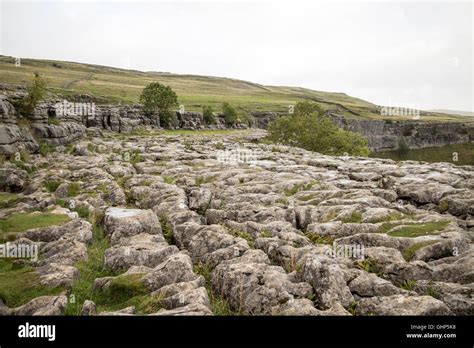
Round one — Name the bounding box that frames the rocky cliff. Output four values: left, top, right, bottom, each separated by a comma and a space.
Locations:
0, 91, 246, 155
1, 89, 472, 155
329, 113, 474, 152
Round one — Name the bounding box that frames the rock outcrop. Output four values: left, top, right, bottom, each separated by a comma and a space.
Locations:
329, 113, 474, 152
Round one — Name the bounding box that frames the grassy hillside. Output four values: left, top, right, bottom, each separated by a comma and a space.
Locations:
0, 55, 471, 123
428, 109, 474, 117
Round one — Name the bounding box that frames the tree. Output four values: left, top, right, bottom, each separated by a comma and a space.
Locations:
21, 73, 47, 116
202, 105, 216, 125
139, 82, 178, 127
267, 102, 370, 156
222, 102, 238, 125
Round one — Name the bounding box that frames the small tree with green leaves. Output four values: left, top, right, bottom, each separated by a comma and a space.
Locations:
139, 82, 178, 127
20, 73, 47, 116
267, 101, 370, 156
222, 102, 238, 126
203, 105, 216, 125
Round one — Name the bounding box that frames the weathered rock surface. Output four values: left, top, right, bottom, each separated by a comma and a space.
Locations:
0, 129, 472, 316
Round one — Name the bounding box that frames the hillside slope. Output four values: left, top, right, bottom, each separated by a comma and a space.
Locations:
0, 55, 471, 122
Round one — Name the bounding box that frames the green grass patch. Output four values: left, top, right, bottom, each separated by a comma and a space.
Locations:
195, 175, 218, 186
340, 211, 363, 223
39, 143, 56, 157
0, 193, 21, 209
162, 176, 176, 185
402, 240, 439, 261
0, 259, 65, 308
67, 182, 81, 197
43, 180, 61, 193
400, 279, 417, 291
0, 212, 70, 236
383, 220, 450, 238
366, 212, 404, 224
65, 225, 114, 315
93, 273, 149, 312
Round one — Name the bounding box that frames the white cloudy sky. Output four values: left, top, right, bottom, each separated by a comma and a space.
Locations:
0, 0, 472, 111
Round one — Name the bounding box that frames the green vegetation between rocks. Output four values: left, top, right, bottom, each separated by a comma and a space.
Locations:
0, 259, 65, 308
39, 143, 56, 157
43, 180, 61, 193
195, 175, 218, 186
305, 232, 334, 245
159, 217, 174, 245
356, 258, 383, 276
67, 182, 81, 197
64, 224, 112, 315
193, 263, 239, 316
0, 212, 70, 236
402, 240, 439, 261
340, 211, 363, 223
381, 220, 450, 238
400, 279, 417, 291
227, 229, 254, 248
284, 181, 317, 196
65, 224, 167, 315
0, 193, 21, 209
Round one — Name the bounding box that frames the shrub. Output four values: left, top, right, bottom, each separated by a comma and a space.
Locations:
203, 105, 216, 125
267, 102, 370, 156
222, 102, 238, 126
159, 109, 178, 128
20, 73, 47, 116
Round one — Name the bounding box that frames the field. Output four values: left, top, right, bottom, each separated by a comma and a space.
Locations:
1, 55, 471, 123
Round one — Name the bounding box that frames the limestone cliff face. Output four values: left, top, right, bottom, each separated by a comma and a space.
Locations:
1, 90, 472, 155
328, 114, 474, 152
0, 93, 247, 154
248, 111, 474, 152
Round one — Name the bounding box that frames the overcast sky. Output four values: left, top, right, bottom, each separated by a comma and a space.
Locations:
1, 0, 472, 111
